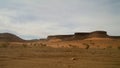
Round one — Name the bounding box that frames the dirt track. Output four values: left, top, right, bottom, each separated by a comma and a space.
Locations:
0, 47, 120, 68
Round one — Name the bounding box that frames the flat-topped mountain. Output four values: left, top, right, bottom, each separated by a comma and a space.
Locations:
0, 31, 120, 48
0, 33, 24, 42
47, 31, 120, 41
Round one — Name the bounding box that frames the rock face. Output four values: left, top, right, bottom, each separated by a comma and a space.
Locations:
47, 31, 120, 41
74, 33, 90, 40
0, 33, 24, 42
74, 31, 109, 39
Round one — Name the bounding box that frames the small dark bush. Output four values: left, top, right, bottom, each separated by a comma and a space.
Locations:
40, 43, 47, 47
69, 44, 78, 48
90, 43, 95, 45
83, 43, 90, 49
117, 46, 120, 50
22, 44, 27, 48
107, 46, 112, 49
34, 43, 37, 46
1, 44, 8, 48
0, 42, 9, 48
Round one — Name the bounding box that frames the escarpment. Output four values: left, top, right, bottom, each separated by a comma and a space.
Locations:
74, 32, 90, 40
47, 31, 120, 41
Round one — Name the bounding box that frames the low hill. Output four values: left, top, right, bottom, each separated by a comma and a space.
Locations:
0, 33, 25, 42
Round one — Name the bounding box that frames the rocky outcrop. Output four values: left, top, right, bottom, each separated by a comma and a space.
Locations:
74, 33, 90, 40
0, 33, 25, 42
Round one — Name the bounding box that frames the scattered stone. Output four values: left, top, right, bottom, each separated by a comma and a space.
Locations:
71, 57, 78, 60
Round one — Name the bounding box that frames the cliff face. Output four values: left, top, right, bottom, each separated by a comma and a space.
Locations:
0, 33, 24, 42
74, 33, 90, 40
47, 31, 117, 41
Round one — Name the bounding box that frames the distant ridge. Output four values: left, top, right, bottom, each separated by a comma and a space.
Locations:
0, 33, 25, 42
0, 31, 120, 42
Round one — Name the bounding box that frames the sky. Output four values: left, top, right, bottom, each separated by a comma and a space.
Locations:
0, 0, 120, 40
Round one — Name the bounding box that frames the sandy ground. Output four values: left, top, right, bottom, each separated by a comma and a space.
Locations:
0, 47, 120, 68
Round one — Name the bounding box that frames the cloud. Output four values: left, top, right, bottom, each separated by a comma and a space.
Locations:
0, 0, 120, 39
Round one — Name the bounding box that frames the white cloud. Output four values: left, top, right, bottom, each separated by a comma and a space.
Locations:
0, 0, 120, 39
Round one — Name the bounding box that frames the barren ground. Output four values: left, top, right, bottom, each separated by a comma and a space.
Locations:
0, 47, 120, 68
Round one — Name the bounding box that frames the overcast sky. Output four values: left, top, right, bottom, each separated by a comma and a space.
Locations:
0, 0, 120, 40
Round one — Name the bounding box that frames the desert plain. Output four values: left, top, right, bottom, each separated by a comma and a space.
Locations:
0, 31, 120, 68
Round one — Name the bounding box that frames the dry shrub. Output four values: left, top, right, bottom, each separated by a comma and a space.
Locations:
69, 44, 78, 48
0, 42, 10, 48
22, 44, 27, 48
117, 46, 120, 50
40, 43, 47, 47
83, 43, 90, 49
107, 46, 112, 49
